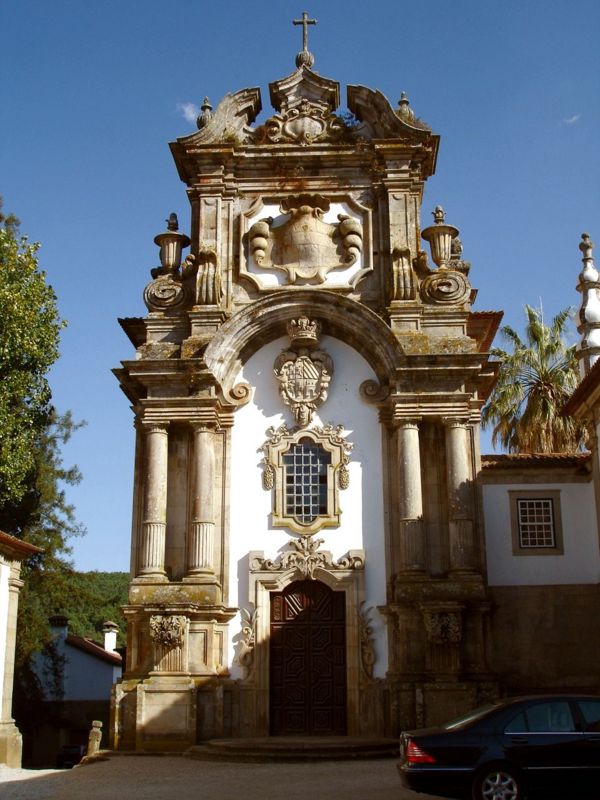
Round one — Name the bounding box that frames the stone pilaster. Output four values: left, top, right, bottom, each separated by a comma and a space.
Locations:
395, 418, 425, 573
139, 423, 169, 578
0, 563, 23, 767
444, 418, 477, 573
187, 424, 216, 576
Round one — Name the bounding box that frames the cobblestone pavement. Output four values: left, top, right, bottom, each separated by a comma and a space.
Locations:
0, 756, 442, 800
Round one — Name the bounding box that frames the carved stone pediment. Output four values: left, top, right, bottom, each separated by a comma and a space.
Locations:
170, 88, 261, 150
269, 65, 340, 115
248, 195, 362, 284
251, 536, 364, 579
347, 85, 432, 141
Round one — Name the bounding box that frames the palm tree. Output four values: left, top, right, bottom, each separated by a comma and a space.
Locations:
482, 305, 587, 453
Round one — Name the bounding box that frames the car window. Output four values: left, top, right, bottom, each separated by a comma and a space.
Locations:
525, 701, 575, 733
505, 712, 527, 733
577, 700, 600, 732
442, 704, 499, 731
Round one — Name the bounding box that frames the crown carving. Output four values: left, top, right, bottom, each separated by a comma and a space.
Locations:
287, 316, 321, 348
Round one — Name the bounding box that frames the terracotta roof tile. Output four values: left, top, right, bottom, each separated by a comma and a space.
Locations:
482, 452, 591, 469
65, 633, 122, 666
0, 530, 44, 558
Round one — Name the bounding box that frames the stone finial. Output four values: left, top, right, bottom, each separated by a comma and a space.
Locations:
293, 11, 317, 69
576, 232, 600, 378
153, 214, 190, 276
396, 91, 416, 123
421, 207, 459, 269
432, 206, 446, 224
196, 97, 213, 130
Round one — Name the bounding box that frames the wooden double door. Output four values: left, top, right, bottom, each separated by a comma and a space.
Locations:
269, 580, 347, 735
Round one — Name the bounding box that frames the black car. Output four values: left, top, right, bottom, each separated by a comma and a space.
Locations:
398, 695, 600, 800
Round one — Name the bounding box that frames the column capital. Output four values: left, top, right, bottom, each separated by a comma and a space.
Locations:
139, 420, 169, 434
441, 416, 470, 429
190, 420, 218, 433
393, 416, 422, 430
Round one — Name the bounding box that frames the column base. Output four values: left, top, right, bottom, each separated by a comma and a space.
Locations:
183, 571, 220, 584
0, 720, 22, 768
134, 572, 169, 582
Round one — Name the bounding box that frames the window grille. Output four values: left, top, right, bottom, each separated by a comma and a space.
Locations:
283, 438, 330, 524
517, 498, 555, 548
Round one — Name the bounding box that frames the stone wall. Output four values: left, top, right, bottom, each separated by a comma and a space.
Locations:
489, 584, 600, 694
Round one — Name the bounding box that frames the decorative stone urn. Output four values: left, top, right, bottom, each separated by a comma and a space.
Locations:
421, 206, 459, 269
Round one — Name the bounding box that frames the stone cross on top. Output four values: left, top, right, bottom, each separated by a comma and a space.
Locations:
293, 11, 317, 68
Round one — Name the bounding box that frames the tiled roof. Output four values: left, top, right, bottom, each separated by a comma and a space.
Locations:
482, 452, 591, 469
66, 634, 122, 666
0, 530, 43, 558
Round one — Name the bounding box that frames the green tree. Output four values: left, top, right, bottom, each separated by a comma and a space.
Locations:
0, 201, 64, 507
482, 305, 587, 453
0, 410, 87, 667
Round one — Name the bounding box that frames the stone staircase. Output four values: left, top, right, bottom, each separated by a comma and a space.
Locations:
185, 736, 398, 763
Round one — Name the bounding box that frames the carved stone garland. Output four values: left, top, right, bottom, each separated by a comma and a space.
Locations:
274, 316, 333, 426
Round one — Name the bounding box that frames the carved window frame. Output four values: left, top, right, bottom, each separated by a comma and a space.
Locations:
261, 425, 352, 535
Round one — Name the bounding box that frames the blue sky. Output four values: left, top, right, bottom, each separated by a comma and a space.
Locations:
2, 1, 599, 572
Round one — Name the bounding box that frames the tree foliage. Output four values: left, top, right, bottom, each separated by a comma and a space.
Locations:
482, 305, 587, 453
0, 409, 87, 668
0, 201, 65, 507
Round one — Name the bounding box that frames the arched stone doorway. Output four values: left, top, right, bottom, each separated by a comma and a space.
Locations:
269, 580, 347, 735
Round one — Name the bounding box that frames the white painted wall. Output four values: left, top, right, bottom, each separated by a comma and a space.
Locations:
483, 482, 600, 585
0, 561, 9, 710
62, 647, 121, 702
228, 335, 388, 677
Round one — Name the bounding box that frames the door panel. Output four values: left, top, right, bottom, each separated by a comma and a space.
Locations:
270, 580, 347, 735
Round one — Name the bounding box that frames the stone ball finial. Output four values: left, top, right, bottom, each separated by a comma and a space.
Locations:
167, 213, 179, 231
295, 49, 315, 69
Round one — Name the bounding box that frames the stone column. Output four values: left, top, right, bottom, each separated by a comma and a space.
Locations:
187, 424, 215, 575
444, 418, 477, 573
395, 419, 425, 573
138, 423, 168, 578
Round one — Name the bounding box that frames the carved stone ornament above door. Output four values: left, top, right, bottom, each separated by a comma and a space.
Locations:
248, 194, 362, 284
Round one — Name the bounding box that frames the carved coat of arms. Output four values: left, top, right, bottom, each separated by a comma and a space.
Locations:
248, 195, 362, 284
273, 317, 333, 426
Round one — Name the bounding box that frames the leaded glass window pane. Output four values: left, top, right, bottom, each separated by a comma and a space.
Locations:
282, 438, 330, 524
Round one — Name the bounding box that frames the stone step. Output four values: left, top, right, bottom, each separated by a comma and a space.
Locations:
185, 736, 398, 763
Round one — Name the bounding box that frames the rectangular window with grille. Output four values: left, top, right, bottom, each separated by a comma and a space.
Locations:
283, 439, 330, 524
517, 498, 555, 548
509, 490, 563, 556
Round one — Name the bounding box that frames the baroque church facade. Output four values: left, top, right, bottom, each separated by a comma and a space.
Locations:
111, 27, 600, 751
